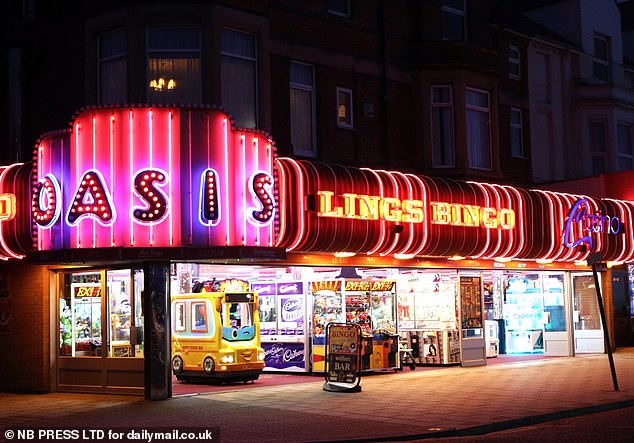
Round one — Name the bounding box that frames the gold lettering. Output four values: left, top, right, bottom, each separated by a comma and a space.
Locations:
402, 199, 424, 223
317, 191, 343, 217
480, 207, 499, 229
358, 195, 381, 219
382, 198, 402, 222
432, 202, 450, 224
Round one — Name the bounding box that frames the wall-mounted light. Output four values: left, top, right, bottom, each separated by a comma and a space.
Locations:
149, 77, 176, 92
494, 257, 512, 263
334, 252, 356, 258
394, 253, 415, 260
535, 259, 553, 264
448, 255, 465, 261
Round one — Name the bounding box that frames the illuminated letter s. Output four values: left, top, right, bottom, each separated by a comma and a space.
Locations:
248, 172, 275, 225
132, 169, 168, 223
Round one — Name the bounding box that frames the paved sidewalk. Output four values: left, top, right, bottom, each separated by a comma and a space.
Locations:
1, 349, 634, 442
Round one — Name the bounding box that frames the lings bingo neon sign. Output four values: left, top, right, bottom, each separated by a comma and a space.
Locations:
32, 168, 274, 228
563, 198, 621, 249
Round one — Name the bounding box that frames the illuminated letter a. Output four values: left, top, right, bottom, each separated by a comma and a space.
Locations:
67, 170, 115, 225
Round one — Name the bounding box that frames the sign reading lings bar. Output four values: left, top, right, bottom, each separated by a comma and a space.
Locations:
316, 191, 515, 230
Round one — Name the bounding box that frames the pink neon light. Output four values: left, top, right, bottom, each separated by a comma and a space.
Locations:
223, 118, 231, 246
149, 110, 153, 245
378, 170, 403, 257
241, 134, 247, 245
110, 115, 115, 246
253, 137, 260, 246
0, 164, 25, 259
278, 158, 306, 252
363, 168, 387, 256
75, 122, 81, 248
469, 181, 492, 259
92, 116, 96, 248
406, 174, 429, 256
129, 110, 134, 246
267, 143, 273, 246
168, 111, 174, 246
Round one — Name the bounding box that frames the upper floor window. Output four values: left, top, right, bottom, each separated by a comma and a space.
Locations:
22, 0, 35, 18
98, 30, 127, 105
441, 0, 466, 41
221, 28, 257, 128
328, 0, 351, 18
508, 44, 522, 79
588, 121, 607, 174
337, 87, 353, 129
617, 123, 633, 171
431, 86, 455, 167
466, 88, 491, 170
510, 108, 525, 158
290, 62, 316, 157
147, 25, 201, 105
593, 33, 610, 83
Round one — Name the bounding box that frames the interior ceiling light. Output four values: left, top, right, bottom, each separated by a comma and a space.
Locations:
394, 253, 415, 260
535, 259, 553, 264
448, 255, 465, 261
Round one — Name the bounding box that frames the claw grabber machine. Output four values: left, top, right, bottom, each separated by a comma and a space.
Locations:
310, 279, 399, 372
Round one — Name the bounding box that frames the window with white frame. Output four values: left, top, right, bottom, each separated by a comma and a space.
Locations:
328, 0, 351, 18
593, 33, 610, 83
617, 123, 633, 171
337, 87, 353, 129
441, 0, 466, 41
589, 121, 607, 174
510, 108, 525, 158
99, 30, 127, 105
147, 25, 201, 105
466, 89, 491, 170
508, 44, 522, 79
431, 86, 455, 167
290, 62, 316, 157
221, 28, 257, 128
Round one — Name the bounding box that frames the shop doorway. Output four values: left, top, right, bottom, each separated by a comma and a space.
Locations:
572, 273, 604, 354
56, 268, 145, 394
502, 273, 545, 354
542, 273, 569, 356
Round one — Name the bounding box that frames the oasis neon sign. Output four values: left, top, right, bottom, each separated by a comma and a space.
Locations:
563, 198, 621, 249
32, 168, 274, 228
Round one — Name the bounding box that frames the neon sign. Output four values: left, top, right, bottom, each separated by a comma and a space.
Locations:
431, 202, 515, 230
563, 198, 621, 249
317, 191, 424, 223
33, 107, 276, 250
0, 194, 17, 222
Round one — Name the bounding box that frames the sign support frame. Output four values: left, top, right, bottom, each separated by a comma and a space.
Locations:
323, 322, 362, 393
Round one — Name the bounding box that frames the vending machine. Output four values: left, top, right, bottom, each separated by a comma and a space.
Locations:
310, 279, 398, 372
252, 281, 308, 372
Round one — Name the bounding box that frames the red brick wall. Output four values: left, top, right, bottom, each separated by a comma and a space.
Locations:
0, 262, 50, 393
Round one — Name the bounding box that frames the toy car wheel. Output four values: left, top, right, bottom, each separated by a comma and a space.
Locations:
203, 356, 215, 374
172, 356, 184, 374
